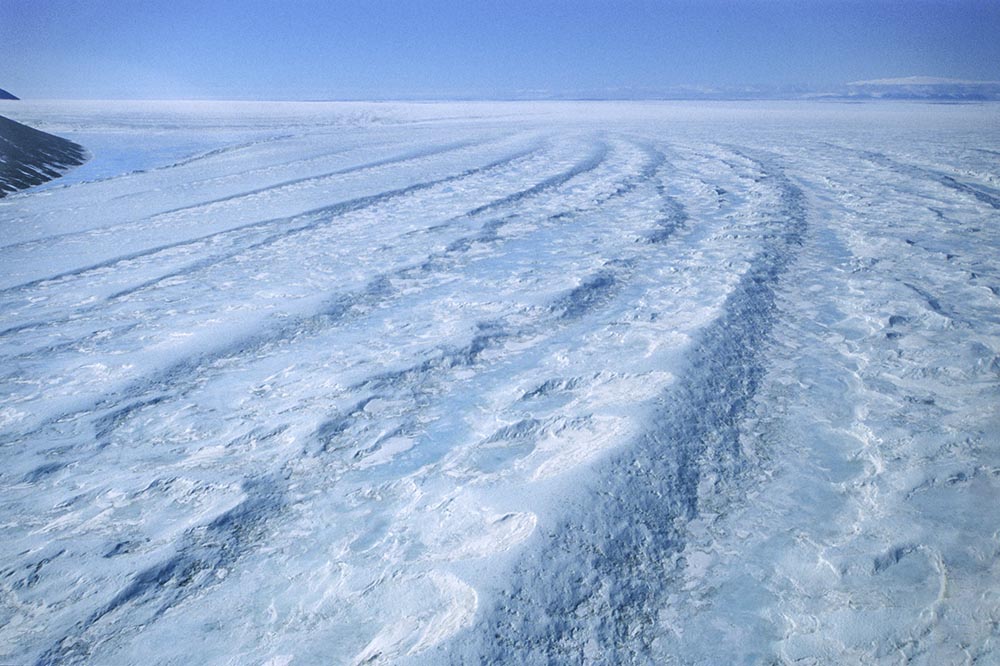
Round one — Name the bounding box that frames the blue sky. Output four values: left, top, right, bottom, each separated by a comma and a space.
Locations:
2, 0, 999, 99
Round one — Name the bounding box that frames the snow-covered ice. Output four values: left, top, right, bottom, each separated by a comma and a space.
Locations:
0, 99, 998, 664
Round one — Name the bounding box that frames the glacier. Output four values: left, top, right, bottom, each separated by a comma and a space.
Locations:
0, 99, 998, 665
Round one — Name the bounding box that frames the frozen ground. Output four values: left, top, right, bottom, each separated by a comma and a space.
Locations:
0, 100, 998, 665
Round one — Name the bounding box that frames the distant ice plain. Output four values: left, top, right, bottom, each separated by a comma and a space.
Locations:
0, 100, 998, 664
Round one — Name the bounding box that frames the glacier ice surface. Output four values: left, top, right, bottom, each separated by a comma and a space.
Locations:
0, 99, 998, 665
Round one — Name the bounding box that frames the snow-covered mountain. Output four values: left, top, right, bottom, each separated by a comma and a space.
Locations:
0, 100, 997, 665
440, 78, 1000, 101
845, 76, 1000, 100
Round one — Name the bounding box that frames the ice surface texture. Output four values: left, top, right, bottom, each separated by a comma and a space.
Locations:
0, 100, 997, 665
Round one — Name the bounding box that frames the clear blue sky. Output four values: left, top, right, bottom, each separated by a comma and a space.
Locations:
2, 0, 999, 99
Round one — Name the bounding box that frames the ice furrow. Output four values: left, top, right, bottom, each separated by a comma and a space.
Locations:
33, 132, 299, 196
34, 475, 286, 666
0, 134, 405, 251
466, 143, 609, 217
3, 101, 996, 666
0, 139, 547, 339
440, 153, 807, 664
0, 139, 617, 445
655, 136, 1000, 664
0, 137, 532, 292
3, 136, 658, 664
833, 143, 1000, 211
149, 138, 488, 219
103, 144, 546, 301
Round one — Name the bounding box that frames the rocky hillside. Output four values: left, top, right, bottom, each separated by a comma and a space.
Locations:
0, 114, 87, 197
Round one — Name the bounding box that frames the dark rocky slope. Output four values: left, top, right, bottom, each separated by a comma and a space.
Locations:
0, 114, 87, 197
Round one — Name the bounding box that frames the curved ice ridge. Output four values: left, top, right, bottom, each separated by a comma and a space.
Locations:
2, 102, 996, 666
439, 156, 807, 664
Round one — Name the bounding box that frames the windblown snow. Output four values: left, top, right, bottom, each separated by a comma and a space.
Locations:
0, 100, 998, 665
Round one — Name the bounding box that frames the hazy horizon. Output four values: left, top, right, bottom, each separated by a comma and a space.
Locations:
2, 0, 1000, 101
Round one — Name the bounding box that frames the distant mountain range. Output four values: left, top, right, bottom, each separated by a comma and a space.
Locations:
842, 76, 1000, 100
3, 78, 999, 103
499, 77, 1000, 102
